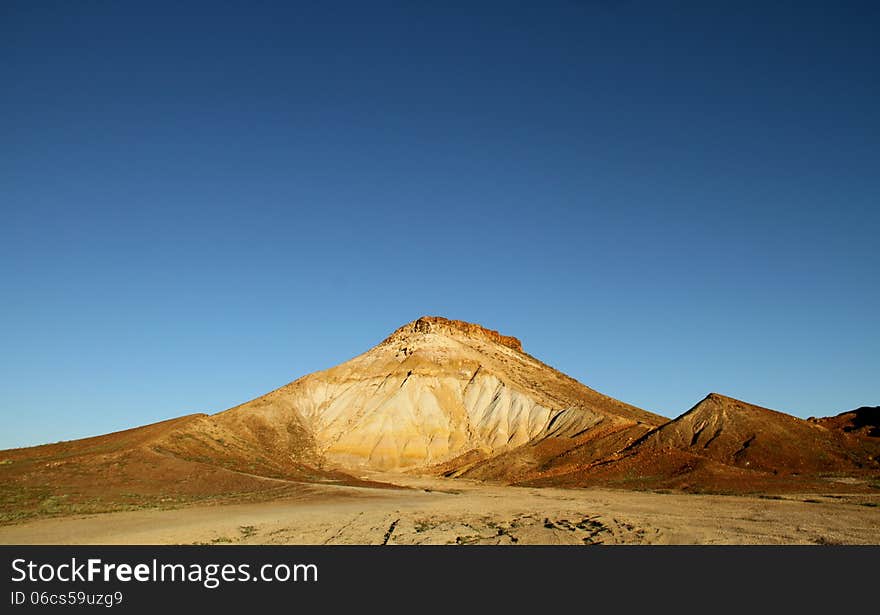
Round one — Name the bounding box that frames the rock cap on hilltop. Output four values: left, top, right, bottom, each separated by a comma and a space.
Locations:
382, 316, 523, 352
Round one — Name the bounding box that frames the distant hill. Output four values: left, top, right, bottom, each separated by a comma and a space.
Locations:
523, 394, 879, 492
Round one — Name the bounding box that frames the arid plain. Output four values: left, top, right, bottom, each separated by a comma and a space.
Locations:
1, 473, 878, 545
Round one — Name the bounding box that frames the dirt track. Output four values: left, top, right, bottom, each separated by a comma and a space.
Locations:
0, 474, 877, 545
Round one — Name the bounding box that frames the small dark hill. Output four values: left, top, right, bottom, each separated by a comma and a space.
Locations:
521, 394, 880, 492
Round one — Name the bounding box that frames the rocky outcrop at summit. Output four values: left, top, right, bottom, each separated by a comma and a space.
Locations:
382, 316, 524, 352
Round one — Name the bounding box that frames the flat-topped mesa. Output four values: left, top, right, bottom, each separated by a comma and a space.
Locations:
381, 316, 523, 352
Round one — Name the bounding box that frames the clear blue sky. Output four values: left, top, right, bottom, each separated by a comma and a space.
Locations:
2, 1, 878, 449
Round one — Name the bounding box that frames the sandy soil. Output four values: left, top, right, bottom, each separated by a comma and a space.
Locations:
0, 474, 877, 545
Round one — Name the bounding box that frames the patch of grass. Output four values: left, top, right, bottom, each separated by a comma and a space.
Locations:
414, 519, 432, 533
39, 494, 70, 513
210, 536, 234, 544
813, 536, 843, 546
239, 525, 257, 538
453, 535, 481, 545
0, 480, 311, 528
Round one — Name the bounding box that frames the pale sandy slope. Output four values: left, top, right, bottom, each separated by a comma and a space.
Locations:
1, 474, 877, 545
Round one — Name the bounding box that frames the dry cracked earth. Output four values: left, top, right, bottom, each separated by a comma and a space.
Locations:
1, 473, 877, 546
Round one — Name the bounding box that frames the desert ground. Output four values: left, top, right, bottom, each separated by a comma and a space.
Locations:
1, 473, 877, 545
